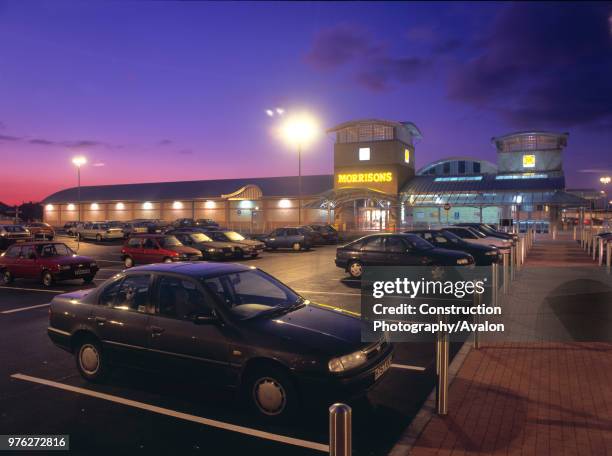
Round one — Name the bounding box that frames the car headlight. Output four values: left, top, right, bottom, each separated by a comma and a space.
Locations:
328, 349, 367, 373
206, 248, 217, 252
456, 258, 470, 265
484, 250, 498, 256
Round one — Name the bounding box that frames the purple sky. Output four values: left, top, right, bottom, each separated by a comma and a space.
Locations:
1, 1, 611, 205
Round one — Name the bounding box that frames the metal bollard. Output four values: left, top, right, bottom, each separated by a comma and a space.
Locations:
503, 252, 510, 294
329, 403, 352, 456
599, 238, 604, 266
573, 226, 577, 241
510, 246, 515, 280
436, 329, 449, 415
593, 234, 598, 260
492, 262, 499, 308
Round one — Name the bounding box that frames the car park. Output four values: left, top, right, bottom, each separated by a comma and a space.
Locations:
25, 222, 55, 240
261, 227, 316, 251
76, 222, 125, 242
442, 226, 512, 251
307, 224, 339, 244
407, 229, 500, 265
0, 241, 98, 286
120, 234, 202, 268
205, 230, 265, 257
47, 262, 393, 420
0, 224, 32, 250
167, 230, 237, 260
335, 233, 474, 278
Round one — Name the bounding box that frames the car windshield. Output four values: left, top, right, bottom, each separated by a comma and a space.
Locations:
202, 269, 303, 320
467, 227, 487, 238
36, 243, 74, 257
404, 234, 434, 250
97, 224, 110, 229
450, 228, 478, 239
160, 236, 182, 247
224, 231, 245, 241
439, 231, 462, 244
190, 233, 212, 242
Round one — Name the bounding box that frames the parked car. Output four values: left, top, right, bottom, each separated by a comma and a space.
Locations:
335, 233, 474, 278
25, 222, 55, 240
261, 227, 316, 251
47, 262, 393, 419
167, 230, 237, 260
76, 222, 124, 242
456, 223, 517, 242
0, 224, 32, 250
122, 221, 150, 238
63, 221, 79, 236
205, 230, 265, 258
407, 229, 500, 265
307, 224, 339, 244
120, 234, 202, 268
442, 226, 512, 251
0, 241, 98, 287
173, 218, 197, 228
195, 218, 220, 229
297, 225, 326, 245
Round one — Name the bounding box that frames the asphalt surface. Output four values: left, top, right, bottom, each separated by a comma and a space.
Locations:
0, 235, 463, 455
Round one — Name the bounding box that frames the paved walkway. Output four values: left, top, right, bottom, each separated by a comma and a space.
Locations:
406, 235, 612, 455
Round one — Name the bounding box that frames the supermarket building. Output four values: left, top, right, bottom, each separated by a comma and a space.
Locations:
43, 119, 586, 232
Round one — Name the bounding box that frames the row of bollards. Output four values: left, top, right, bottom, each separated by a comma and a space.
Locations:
579, 227, 611, 273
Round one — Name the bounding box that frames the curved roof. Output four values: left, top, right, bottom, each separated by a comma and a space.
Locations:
491, 130, 569, 141
327, 119, 423, 139
417, 156, 497, 175
43, 174, 334, 204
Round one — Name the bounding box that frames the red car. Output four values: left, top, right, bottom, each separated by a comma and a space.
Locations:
25, 222, 55, 240
0, 241, 98, 287
121, 234, 202, 268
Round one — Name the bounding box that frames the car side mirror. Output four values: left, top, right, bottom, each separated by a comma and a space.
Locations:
193, 312, 216, 324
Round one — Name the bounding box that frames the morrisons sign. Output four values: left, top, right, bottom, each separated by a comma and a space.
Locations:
337, 172, 393, 184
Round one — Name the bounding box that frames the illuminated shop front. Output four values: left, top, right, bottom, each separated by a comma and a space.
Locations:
43, 123, 586, 232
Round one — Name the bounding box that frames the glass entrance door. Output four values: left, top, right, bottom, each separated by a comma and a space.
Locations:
359, 208, 388, 230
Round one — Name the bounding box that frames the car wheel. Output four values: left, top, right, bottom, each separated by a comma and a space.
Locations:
75, 337, 107, 382
245, 365, 298, 421
41, 271, 54, 287
348, 260, 363, 279
2, 270, 13, 285
292, 242, 301, 251
124, 256, 134, 268
163, 257, 173, 263
96, 234, 102, 242
83, 276, 94, 284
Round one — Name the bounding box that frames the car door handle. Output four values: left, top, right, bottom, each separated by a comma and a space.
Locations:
151, 326, 165, 336
94, 316, 107, 325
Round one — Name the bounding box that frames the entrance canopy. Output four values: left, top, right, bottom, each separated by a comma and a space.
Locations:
304, 187, 397, 209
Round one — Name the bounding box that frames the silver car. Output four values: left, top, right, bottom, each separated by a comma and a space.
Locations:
76, 222, 124, 241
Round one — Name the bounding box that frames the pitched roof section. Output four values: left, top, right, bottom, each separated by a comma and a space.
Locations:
401, 174, 566, 194
43, 175, 334, 204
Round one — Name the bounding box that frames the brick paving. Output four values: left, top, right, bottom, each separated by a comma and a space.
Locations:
407, 234, 612, 455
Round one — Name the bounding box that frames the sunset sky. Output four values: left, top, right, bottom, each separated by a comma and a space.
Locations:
1, 1, 611, 205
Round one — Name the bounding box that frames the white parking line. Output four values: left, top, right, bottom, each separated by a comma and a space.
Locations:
391, 364, 426, 372
0, 286, 66, 294
1, 303, 51, 314
11, 373, 329, 453
295, 290, 360, 297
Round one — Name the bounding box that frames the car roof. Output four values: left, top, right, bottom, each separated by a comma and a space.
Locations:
130, 234, 166, 238
129, 262, 252, 277
7, 241, 65, 247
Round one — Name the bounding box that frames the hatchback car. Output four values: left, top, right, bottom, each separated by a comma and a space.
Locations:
167, 230, 237, 260
0, 225, 31, 250
26, 222, 55, 240
335, 233, 474, 278
205, 230, 265, 258
77, 222, 124, 242
261, 227, 316, 251
308, 224, 339, 244
47, 262, 393, 420
121, 234, 202, 268
407, 229, 500, 265
0, 241, 98, 287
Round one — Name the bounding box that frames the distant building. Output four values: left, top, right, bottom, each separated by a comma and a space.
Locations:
43, 122, 588, 232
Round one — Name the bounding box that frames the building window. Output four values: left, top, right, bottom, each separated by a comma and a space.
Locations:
473, 162, 481, 173
359, 147, 370, 161
404, 149, 410, 164
458, 161, 466, 174
443, 162, 451, 174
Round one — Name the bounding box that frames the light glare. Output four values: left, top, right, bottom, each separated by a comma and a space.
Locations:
72, 156, 87, 167
279, 112, 320, 147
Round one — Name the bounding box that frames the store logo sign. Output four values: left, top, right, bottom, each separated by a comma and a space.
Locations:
522, 154, 536, 168
337, 172, 393, 184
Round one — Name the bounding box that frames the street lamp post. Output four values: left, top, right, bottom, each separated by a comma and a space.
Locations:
72, 156, 87, 223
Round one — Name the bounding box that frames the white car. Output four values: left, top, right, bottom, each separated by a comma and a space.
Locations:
443, 226, 512, 251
